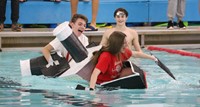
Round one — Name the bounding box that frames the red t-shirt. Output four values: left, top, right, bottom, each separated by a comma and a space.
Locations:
95, 48, 132, 84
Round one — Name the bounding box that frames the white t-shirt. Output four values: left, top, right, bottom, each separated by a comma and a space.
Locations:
49, 34, 89, 60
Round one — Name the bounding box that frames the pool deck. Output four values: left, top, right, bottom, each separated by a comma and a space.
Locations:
0, 26, 200, 51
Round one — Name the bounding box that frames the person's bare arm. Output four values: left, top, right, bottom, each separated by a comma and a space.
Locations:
132, 30, 142, 52
132, 51, 156, 61
100, 29, 112, 46
89, 68, 101, 89
42, 44, 54, 63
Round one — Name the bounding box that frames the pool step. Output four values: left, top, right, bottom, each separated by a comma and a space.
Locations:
0, 27, 200, 51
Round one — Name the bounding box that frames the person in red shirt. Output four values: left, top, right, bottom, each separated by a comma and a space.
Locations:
89, 31, 157, 90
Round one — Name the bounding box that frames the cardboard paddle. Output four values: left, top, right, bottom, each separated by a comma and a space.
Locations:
150, 52, 176, 80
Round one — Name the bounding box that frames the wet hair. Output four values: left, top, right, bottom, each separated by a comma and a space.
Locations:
92, 31, 126, 64
70, 14, 88, 24
114, 8, 128, 17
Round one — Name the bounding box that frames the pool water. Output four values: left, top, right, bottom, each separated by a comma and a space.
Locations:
0, 49, 200, 107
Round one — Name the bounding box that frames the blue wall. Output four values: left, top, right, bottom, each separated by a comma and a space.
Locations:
4, 0, 200, 24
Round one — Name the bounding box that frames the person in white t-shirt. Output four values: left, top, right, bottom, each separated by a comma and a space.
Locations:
42, 14, 89, 63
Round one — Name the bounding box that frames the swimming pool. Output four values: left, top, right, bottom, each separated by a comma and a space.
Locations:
0, 49, 200, 107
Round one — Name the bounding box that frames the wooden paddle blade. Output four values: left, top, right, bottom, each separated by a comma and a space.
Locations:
156, 58, 176, 80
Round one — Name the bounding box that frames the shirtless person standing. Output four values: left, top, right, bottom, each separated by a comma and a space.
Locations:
100, 8, 142, 52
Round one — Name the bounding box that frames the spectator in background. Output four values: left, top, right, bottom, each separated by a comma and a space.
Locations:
70, 0, 99, 31
0, 0, 22, 32
167, 0, 186, 29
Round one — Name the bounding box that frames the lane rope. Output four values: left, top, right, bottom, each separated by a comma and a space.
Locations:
147, 46, 200, 59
